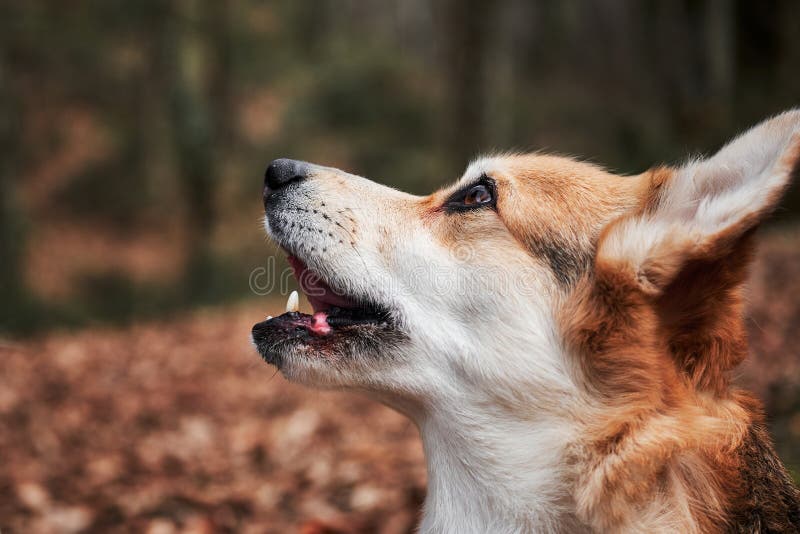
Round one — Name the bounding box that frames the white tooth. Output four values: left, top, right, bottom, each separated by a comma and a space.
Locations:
265, 315, 273, 321
286, 290, 299, 313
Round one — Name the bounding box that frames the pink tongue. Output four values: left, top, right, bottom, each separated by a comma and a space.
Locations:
287, 255, 355, 311
310, 312, 331, 335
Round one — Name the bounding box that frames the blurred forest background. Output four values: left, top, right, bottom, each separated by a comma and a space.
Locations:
1, 1, 799, 532
2, 0, 800, 333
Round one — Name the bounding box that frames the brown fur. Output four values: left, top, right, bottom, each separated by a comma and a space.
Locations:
420, 141, 799, 530
559, 152, 800, 531
730, 411, 800, 532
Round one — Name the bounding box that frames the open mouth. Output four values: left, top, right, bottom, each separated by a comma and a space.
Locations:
272, 255, 390, 335
251, 253, 397, 368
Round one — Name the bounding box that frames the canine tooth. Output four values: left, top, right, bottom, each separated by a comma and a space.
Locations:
286, 290, 299, 313
265, 315, 273, 321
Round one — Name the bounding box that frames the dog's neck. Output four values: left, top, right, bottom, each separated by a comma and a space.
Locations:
412, 400, 582, 533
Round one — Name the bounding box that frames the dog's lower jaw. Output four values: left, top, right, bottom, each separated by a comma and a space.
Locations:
414, 409, 585, 534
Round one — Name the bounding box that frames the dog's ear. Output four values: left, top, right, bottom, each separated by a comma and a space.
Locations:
599, 109, 800, 294
595, 109, 800, 390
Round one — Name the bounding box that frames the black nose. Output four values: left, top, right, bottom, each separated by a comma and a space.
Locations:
264, 158, 310, 190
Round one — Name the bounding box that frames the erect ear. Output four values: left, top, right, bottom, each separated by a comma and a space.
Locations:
595, 110, 800, 390
599, 109, 800, 295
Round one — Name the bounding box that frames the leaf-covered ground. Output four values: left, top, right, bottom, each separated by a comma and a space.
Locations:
0, 306, 425, 534
1, 228, 799, 533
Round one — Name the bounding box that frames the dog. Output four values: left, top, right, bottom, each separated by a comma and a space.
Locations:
252, 110, 800, 533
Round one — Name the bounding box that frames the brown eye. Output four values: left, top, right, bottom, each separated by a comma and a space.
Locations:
444, 176, 496, 212
463, 184, 492, 205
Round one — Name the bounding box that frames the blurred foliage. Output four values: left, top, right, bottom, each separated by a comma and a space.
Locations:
0, 2, 799, 525
0, 0, 799, 334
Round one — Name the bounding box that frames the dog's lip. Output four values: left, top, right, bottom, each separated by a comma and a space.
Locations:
254, 250, 391, 339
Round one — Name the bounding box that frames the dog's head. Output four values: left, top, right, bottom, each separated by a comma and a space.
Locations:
252, 111, 800, 415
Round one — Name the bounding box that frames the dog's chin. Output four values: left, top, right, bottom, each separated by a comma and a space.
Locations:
250, 264, 404, 383
251, 315, 403, 385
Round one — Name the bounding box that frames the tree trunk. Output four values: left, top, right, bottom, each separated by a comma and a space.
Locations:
437, 0, 497, 171
165, 0, 233, 298
0, 53, 29, 329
